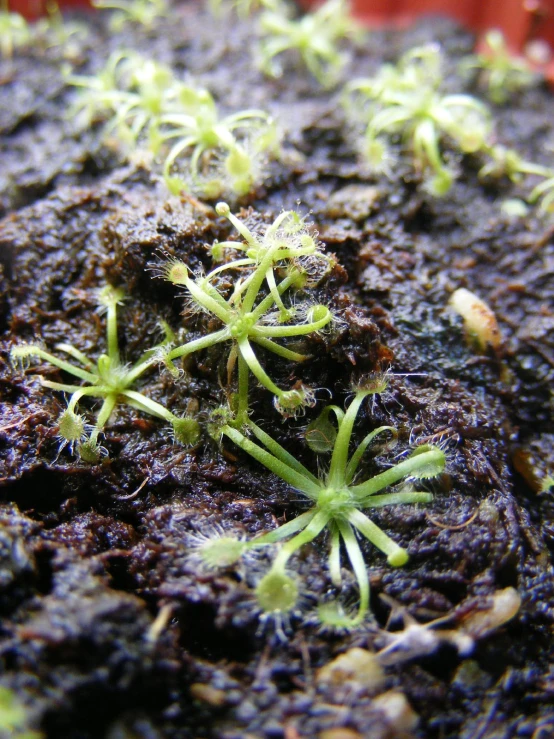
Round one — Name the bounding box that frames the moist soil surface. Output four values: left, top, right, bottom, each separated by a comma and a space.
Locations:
1, 4, 553, 738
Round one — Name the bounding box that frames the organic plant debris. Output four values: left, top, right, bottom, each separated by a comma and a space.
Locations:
1, 3, 554, 738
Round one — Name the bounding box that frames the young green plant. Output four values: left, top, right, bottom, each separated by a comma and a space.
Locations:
11, 286, 199, 462
210, 202, 331, 320
68, 52, 183, 151
92, 0, 167, 30
159, 205, 333, 424
159, 86, 277, 197
203, 379, 445, 627
36, 1, 88, 55
476, 144, 554, 212
345, 44, 491, 194
258, 0, 358, 88
0, 0, 30, 59
208, 0, 279, 18
461, 30, 539, 104
69, 53, 277, 197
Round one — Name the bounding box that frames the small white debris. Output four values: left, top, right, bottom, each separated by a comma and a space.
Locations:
449, 287, 501, 352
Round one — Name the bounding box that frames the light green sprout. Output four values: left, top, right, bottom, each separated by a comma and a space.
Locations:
11, 286, 199, 462
258, 0, 359, 88
68, 52, 183, 150
92, 0, 167, 30
210, 201, 332, 318
0, 1, 30, 59
528, 175, 554, 213
0, 686, 42, 739
345, 44, 492, 195
478, 144, 552, 183
201, 379, 445, 628
68, 51, 137, 126
160, 86, 277, 197
208, 0, 279, 19
159, 204, 333, 424
477, 145, 554, 213
35, 1, 88, 56
68, 52, 277, 197
462, 29, 539, 104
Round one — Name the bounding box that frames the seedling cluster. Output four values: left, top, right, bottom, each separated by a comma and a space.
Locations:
92, 0, 168, 30
159, 202, 333, 424
11, 286, 199, 462
208, 0, 278, 19
462, 29, 538, 104
0, 0, 31, 58
258, 0, 359, 87
211, 380, 445, 626
10, 0, 543, 634
69, 51, 277, 197
345, 44, 492, 194
342, 38, 554, 207
1, 0, 88, 58
10, 193, 443, 627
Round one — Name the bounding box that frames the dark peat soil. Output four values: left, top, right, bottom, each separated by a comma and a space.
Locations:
0, 4, 553, 738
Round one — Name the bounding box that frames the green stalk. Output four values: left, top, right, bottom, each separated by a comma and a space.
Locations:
364, 492, 433, 507
24, 348, 98, 384
336, 518, 370, 624
347, 508, 408, 567
345, 426, 397, 484
327, 392, 367, 487
218, 205, 259, 247
223, 425, 320, 496
328, 524, 342, 586
250, 271, 297, 320
181, 274, 232, 323
167, 327, 229, 362
124, 355, 158, 386
351, 446, 445, 498
252, 336, 308, 362
237, 338, 282, 396
242, 240, 284, 313
249, 421, 319, 485
236, 352, 250, 424
66, 386, 105, 413
92, 394, 118, 432
254, 307, 331, 337
55, 344, 95, 370
251, 510, 317, 546
106, 297, 120, 365
272, 509, 330, 572
41, 380, 93, 394
122, 389, 176, 422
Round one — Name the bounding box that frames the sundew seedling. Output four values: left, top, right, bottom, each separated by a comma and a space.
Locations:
208, 0, 279, 19
158, 204, 334, 424
210, 202, 332, 320
0, 0, 30, 59
92, 0, 167, 30
11, 286, 199, 462
68, 51, 138, 127
159, 86, 278, 198
478, 144, 552, 183
201, 378, 445, 628
68, 53, 277, 197
35, 1, 89, 55
461, 30, 539, 104
476, 145, 554, 212
344, 43, 492, 195
258, 0, 359, 88
68, 52, 184, 149
527, 170, 554, 213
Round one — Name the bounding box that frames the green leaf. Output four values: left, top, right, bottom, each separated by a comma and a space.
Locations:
305, 406, 338, 453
